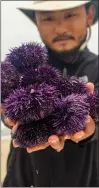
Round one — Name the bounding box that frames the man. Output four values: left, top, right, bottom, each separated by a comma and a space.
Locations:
2, 1, 99, 187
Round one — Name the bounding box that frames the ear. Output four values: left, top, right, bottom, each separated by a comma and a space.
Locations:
87, 5, 96, 27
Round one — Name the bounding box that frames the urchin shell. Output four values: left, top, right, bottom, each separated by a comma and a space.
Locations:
59, 76, 89, 97
6, 42, 48, 73
20, 65, 62, 88
1, 61, 20, 102
11, 118, 50, 148
49, 94, 90, 135
4, 83, 59, 122
86, 92, 99, 122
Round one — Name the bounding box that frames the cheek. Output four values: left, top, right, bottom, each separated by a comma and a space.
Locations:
69, 18, 87, 42
37, 25, 54, 44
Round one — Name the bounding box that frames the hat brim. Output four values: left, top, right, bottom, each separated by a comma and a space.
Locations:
18, 1, 90, 11
18, 1, 98, 25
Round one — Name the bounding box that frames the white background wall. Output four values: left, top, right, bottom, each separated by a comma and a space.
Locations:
1, 1, 98, 136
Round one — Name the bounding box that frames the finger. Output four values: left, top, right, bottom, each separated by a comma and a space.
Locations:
70, 115, 90, 143
4, 117, 16, 127
71, 116, 95, 143
27, 142, 49, 153
12, 139, 19, 148
82, 116, 95, 139
71, 130, 85, 143
48, 135, 64, 152
64, 135, 71, 140
86, 82, 94, 93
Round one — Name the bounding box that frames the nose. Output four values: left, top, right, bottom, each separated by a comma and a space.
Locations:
54, 20, 68, 35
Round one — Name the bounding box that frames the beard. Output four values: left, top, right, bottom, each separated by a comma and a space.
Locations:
45, 34, 87, 62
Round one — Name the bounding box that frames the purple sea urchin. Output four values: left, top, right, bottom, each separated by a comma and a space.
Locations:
59, 76, 89, 97
1, 61, 20, 102
49, 94, 90, 135
4, 83, 59, 122
19, 67, 38, 87
11, 118, 50, 148
37, 65, 62, 85
6, 42, 48, 73
86, 92, 99, 121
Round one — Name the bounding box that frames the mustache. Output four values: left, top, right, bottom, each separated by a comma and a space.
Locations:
53, 35, 75, 43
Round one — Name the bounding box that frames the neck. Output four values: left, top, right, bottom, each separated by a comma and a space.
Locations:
47, 46, 89, 72
47, 46, 82, 64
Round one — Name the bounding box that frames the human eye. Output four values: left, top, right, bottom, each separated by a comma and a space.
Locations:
65, 13, 77, 19
41, 16, 54, 22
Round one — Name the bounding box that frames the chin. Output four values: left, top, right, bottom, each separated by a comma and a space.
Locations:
51, 43, 77, 53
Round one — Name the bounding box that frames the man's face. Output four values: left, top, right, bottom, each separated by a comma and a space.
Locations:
35, 5, 95, 53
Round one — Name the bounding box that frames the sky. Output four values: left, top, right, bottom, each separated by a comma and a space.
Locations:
1, 1, 98, 61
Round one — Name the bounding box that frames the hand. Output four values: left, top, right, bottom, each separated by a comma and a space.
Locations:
1, 82, 95, 153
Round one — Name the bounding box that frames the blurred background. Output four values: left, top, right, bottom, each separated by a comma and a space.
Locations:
1, 0, 98, 183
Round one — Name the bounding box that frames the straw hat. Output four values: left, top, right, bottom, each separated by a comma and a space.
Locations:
18, 1, 98, 25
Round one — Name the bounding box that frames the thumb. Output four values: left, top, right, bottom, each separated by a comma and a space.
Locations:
4, 117, 16, 127
86, 82, 94, 93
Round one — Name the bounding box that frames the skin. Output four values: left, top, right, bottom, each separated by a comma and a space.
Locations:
1, 4, 96, 153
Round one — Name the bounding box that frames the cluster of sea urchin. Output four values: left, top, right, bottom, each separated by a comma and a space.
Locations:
1, 42, 48, 101
1, 42, 99, 148
11, 92, 99, 148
